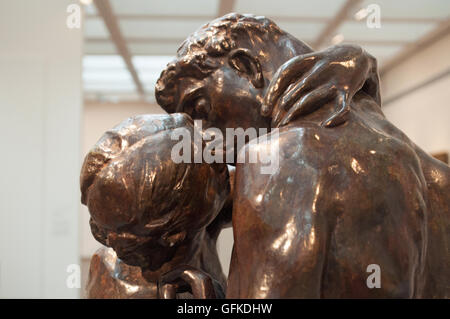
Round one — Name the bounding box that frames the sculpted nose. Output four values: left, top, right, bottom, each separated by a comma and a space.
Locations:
80, 131, 124, 205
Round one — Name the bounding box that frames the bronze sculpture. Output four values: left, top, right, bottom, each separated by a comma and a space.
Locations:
81, 13, 450, 298
81, 114, 231, 298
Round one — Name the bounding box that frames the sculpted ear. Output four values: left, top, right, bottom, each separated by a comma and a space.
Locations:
228, 48, 264, 88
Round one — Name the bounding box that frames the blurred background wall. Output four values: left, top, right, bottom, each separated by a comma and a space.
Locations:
0, 0, 448, 298
0, 0, 82, 298
382, 32, 450, 154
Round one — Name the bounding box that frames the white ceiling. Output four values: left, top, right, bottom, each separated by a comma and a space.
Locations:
111, 0, 219, 16
82, 0, 450, 103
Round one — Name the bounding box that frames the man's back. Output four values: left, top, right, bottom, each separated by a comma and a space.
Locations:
228, 94, 449, 298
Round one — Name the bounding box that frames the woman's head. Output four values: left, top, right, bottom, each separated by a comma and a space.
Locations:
80, 113, 229, 269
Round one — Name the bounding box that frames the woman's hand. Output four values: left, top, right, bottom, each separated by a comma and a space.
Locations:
262, 44, 380, 128
158, 265, 224, 299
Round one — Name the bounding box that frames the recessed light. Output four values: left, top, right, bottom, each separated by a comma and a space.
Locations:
80, 0, 93, 6
354, 8, 368, 21
331, 34, 344, 45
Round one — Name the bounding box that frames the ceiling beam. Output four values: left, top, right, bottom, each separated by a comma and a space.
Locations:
382, 68, 450, 106
313, 0, 362, 49
376, 17, 443, 24
85, 38, 406, 58
86, 13, 330, 23
84, 99, 161, 107
93, 0, 145, 97
217, 0, 236, 17
342, 39, 409, 46
86, 13, 442, 25
86, 14, 214, 21
380, 18, 450, 75
86, 37, 319, 46
86, 37, 184, 45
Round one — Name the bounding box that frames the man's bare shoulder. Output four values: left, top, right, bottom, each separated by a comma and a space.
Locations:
235, 119, 426, 215
237, 124, 336, 181
235, 125, 339, 218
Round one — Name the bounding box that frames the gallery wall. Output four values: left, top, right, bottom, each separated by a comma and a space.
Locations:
0, 0, 82, 298
382, 33, 450, 156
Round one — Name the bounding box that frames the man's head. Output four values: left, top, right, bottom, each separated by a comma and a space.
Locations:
155, 13, 312, 138
80, 114, 229, 270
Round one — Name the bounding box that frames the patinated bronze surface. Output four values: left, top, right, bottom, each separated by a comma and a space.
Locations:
81, 113, 231, 298
81, 13, 450, 298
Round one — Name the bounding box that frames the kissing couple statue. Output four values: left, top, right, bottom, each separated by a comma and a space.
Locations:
80, 13, 450, 299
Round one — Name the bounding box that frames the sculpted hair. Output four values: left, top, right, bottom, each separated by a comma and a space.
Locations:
155, 13, 285, 113
81, 114, 229, 240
